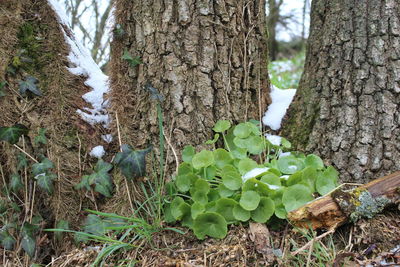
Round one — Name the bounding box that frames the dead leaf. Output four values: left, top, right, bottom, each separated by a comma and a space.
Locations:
249, 222, 275, 263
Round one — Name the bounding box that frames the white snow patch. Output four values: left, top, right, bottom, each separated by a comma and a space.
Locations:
265, 134, 282, 146
47, 0, 110, 128
278, 151, 291, 158
262, 85, 296, 130
242, 167, 270, 182
288, 165, 298, 171
265, 184, 281, 190
90, 145, 105, 158
102, 134, 113, 143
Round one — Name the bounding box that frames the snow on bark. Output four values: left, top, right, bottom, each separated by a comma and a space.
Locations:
262, 85, 296, 131
47, 0, 110, 128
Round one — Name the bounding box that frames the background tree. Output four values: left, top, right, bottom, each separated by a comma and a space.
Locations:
61, 0, 113, 66
282, 0, 400, 183
110, 0, 270, 174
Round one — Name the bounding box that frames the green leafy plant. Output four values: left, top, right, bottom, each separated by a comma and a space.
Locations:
0, 81, 6, 97
0, 124, 29, 144
113, 145, 152, 180
19, 76, 42, 97
165, 120, 339, 239
75, 159, 114, 197
122, 49, 142, 67
0, 126, 58, 258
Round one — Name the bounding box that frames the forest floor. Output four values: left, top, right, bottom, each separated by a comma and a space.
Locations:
34, 208, 400, 267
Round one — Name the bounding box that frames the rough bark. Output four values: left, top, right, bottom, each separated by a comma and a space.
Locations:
110, 0, 270, 176
281, 0, 400, 183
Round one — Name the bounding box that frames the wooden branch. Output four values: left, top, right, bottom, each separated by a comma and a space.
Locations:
287, 171, 400, 230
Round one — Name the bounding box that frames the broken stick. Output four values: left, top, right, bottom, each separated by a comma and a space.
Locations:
287, 171, 400, 230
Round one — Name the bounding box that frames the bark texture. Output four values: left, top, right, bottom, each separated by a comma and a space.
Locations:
282, 0, 400, 183
110, 0, 270, 175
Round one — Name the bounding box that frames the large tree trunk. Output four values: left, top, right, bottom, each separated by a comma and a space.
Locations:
110, 0, 270, 175
281, 0, 400, 183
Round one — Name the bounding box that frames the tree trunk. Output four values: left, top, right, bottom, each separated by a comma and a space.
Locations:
267, 0, 282, 61
110, 0, 270, 176
281, 0, 400, 183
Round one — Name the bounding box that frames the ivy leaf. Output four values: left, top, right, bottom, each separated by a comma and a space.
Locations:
17, 153, 28, 170
83, 214, 107, 236
34, 128, 47, 145
122, 49, 142, 67
9, 173, 23, 192
114, 144, 152, 180
0, 81, 6, 97
21, 223, 37, 258
55, 220, 69, 241
0, 124, 29, 144
75, 160, 113, 197
0, 230, 16, 250
35, 172, 57, 194
19, 76, 42, 96
32, 158, 54, 176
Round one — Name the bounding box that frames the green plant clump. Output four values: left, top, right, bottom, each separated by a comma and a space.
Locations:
165, 120, 339, 240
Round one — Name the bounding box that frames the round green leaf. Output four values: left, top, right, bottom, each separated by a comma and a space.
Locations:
233, 204, 251, 221
238, 158, 258, 175
274, 203, 288, 219
242, 178, 270, 196
213, 120, 231, 133
301, 167, 318, 192
286, 171, 303, 186
180, 203, 193, 228
194, 179, 210, 193
233, 123, 252, 138
182, 146, 196, 163
305, 154, 324, 170
170, 197, 185, 220
246, 136, 265, 155
192, 150, 214, 169
316, 166, 339, 195
216, 198, 237, 223
192, 191, 208, 205
277, 156, 304, 174
222, 171, 242, 190
191, 202, 205, 219
213, 149, 233, 169
251, 197, 275, 223
218, 183, 234, 197
178, 162, 193, 175
239, 190, 260, 211
282, 184, 313, 212
281, 137, 291, 149
208, 189, 220, 202
231, 148, 248, 159
233, 136, 249, 149
260, 172, 281, 186
176, 173, 197, 193
193, 212, 227, 240
205, 201, 217, 212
